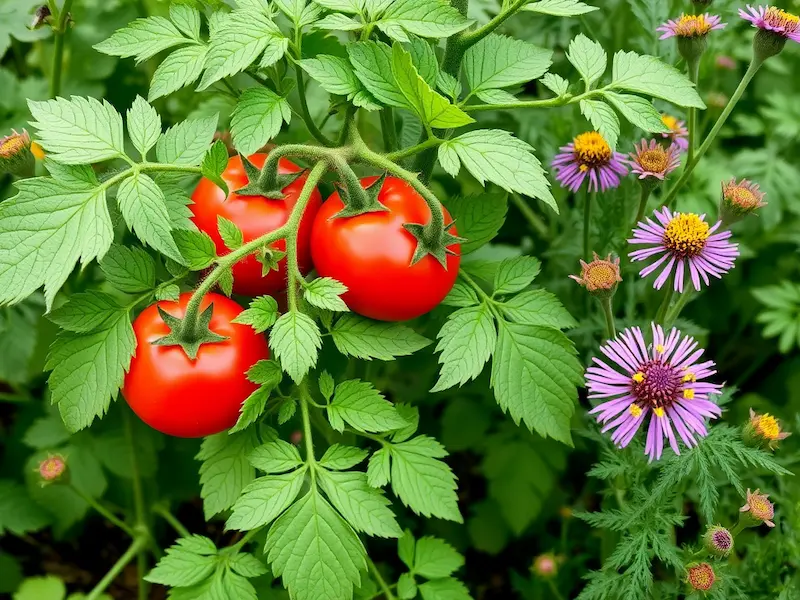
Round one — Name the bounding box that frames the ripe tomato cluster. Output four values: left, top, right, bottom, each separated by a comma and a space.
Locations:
122, 152, 460, 437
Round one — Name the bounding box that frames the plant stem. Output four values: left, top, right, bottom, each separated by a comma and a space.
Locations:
547, 579, 566, 600
153, 505, 191, 538
50, 0, 75, 98
660, 57, 763, 208
385, 137, 442, 161
367, 557, 397, 600
510, 193, 549, 239
85, 536, 148, 600
298, 382, 317, 471
582, 189, 593, 260
124, 409, 152, 599
231, 527, 264, 552
687, 56, 701, 164
70, 485, 136, 537
654, 284, 675, 324
294, 64, 336, 147
663, 289, 695, 328
633, 186, 651, 229
599, 296, 616, 340
379, 108, 399, 152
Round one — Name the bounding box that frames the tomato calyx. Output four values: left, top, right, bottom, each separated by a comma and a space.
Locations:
235, 153, 305, 199
332, 172, 389, 218
404, 220, 464, 267
254, 245, 287, 275
152, 303, 228, 360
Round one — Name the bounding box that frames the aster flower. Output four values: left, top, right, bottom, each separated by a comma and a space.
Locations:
703, 525, 734, 557
745, 408, 791, 449
720, 178, 767, 224
587, 323, 723, 462
740, 488, 775, 527
629, 207, 739, 292
660, 115, 689, 151
686, 563, 716, 592
569, 253, 621, 297
628, 139, 681, 182
740, 5, 800, 43
657, 13, 726, 39
551, 131, 628, 193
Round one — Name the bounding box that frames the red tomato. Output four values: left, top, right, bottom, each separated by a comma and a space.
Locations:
190, 153, 322, 297
122, 293, 269, 437
310, 176, 460, 321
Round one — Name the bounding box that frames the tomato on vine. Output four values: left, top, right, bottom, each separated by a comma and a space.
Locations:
190, 153, 322, 297
310, 176, 460, 321
122, 293, 269, 438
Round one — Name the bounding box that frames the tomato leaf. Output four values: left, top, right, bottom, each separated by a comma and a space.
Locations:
493, 257, 542, 295
464, 34, 552, 94
418, 578, 471, 600
431, 304, 496, 393
149, 44, 208, 102
348, 41, 409, 108
317, 470, 402, 538
611, 50, 705, 109
319, 444, 369, 470
226, 469, 306, 532
498, 289, 577, 330
303, 277, 349, 312
0, 481, 51, 536
156, 115, 218, 166
376, 0, 473, 41
327, 379, 408, 433
94, 16, 189, 62
99, 246, 156, 293
566, 34, 607, 88
248, 440, 303, 473
47, 292, 125, 333
443, 193, 508, 255
234, 296, 280, 333
201, 141, 230, 197
127, 96, 161, 159
269, 311, 322, 383
145, 536, 219, 587
331, 314, 431, 360
230, 88, 291, 156
524, 0, 599, 16
173, 230, 218, 271
196, 430, 259, 519
413, 536, 464, 578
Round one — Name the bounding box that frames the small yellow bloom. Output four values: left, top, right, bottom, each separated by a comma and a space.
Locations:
629, 404, 642, 417
683, 389, 695, 399
654, 407, 665, 417
632, 372, 645, 383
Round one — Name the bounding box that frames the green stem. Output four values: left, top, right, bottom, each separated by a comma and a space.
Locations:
379, 108, 399, 152
583, 189, 593, 260
124, 409, 154, 597
298, 382, 317, 470
153, 505, 191, 538
633, 186, 651, 228
70, 485, 136, 537
687, 56, 701, 165
663, 289, 694, 328
599, 296, 616, 340
730, 519, 747, 537
510, 193, 549, 239
660, 57, 763, 208
85, 536, 148, 600
654, 283, 675, 324
547, 579, 566, 600
294, 64, 336, 147
231, 527, 264, 552
367, 557, 397, 600
462, 95, 575, 112
50, 0, 75, 98
460, 270, 492, 303
386, 137, 442, 162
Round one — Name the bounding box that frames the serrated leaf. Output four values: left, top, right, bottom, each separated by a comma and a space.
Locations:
392, 44, 473, 129
28, 96, 125, 165
201, 140, 230, 197
541, 73, 569, 96
319, 445, 369, 470
368, 447, 391, 487
490, 321, 582, 445
348, 41, 408, 108
418, 578, 471, 600
149, 44, 208, 101
300, 55, 363, 96
156, 115, 218, 166
391, 403, 419, 443
270, 311, 322, 383
378, 0, 473, 40
249, 440, 303, 473
231, 88, 291, 155
230, 387, 270, 434
117, 173, 184, 263
318, 470, 401, 537
499, 290, 577, 329
313, 0, 363, 13
603, 92, 671, 133
441, 283, 479, 308
464, 34, 552, 94
398, 530, 415, 567
266, 488, 366, 600
48, 292, 124, 333
566, 34, 606, 88
318, 371, 335, 401
331, 314, 431, 360
156, 283, 181, 302
493, 256, 541, 295
414, 537, 464, 578
398, 573, 418, 599
0, 481, 51, 536
407, 34, 438, 85
525, 0, 598, 16
233, 296, 280, 333
304, 277, 349, 312
437, 130, 555, 212
218, 216, 244, 251
579, 99, 619, 150
475, 88, 519, 104
46, 313, 135, 432
229, 553, 268, 578
437, 71, 462, 100
196, 430, 259, 519
278, 397, 297, 424
94, 16, 189, 63
145, 536, 218, 587
432, 304, 496, 392
127, 96, 161, 159
328, 379, 407, 433
611, 50, 705, 109
99, 246, 155, 293
444, 193, 507, 254
170, 3, 201, 40
173, 230, 217, 270
314, 13, 363, 30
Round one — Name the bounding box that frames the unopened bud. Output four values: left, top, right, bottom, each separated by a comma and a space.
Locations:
290, 430, 303, 445
744, 408, 790, 450
531, 553, 558, 578
719, 178, 766, 225
569, 253, 621, 298
0, 129, 34, 176
686, 562, 716, 591
702, 525, 734, 557
38, 454, 67, 485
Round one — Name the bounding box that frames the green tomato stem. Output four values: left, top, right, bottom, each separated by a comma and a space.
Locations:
85, 536, 149, 600
298, 382, 317, 474
294, 63, 336, 147
152, 505, 191, 538
379, 107, 399, 153
231, 526, 264, 553
385, 137, 442, 162
367, 556, 397, 600
70, 484, 136, 537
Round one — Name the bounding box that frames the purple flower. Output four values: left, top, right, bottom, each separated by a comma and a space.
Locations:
587, 324, 723, 461
740, 5, 800, 42
660, 115, 689, 151
629, 207, 739, 292
657, 13, 726, 39
627, 139, 681, 181
551, 132, 628, 193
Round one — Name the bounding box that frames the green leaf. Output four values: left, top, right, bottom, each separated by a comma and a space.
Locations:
229, 553, 267, 578
227, 469, 306, 531
493, 256, 541, 295
201, 141, 230, 197
431, 304, 496, 393
319, 444, 369, 470
28, 96, 125, 165
300, 55, 363, 97
437, 71, 462, 100
278, 397, 297, 424
499, 290, 577, 329
217, 216, 244, 251
11, 576, 65, 600
418, 578, 471, 600
441, 283, 479, 308
398, 530, 415, 567
233, 296, 280, 333
314, 13, 364, 30
44, 160, 99, 187
249, 440, 303, 473
149, 44, 209, 101
145, 536, 218, 587
221, 268, 234, 296
45, 313, 135, 432
94, 16, 189, 62
611, 51, 705, 109
398, 573, 418, 599
367, 447, 391, 487
99, 246, 156, 293
331, 314, 431, 360
170, 3, 201, 40
318, 470, 402, 537
318, 371, 335, 401
407, 35, 438, 85
437, 130, 555, 212
524, 0, 598, 16
313, 0, 364, 13
247, 359, 284, 387
474, 88, 519, 105
390, 436, 462, 522
413, 537, 464, 578
265, 488, 367, 600
541, 73, 570, 96
490, 321, 582, 445
117, 173, 184, 263
328, 379, 407, 433
231, 88, 291, 156
156, 115, 218, 166
377, 0, 473, 41
48, 292, 124, 333
391, 404, 420, 443
304, 277, 349, 312
230, 388, 269, 434
392, 44, 474, 129
270, 312, 322, 383
348, 41, 408, 108
602, 92, 671, 133
444, 193, 508, 255
173, 230, 217, 270
579, 99, 620, 150
127, 96, 161, 159
566, 34, 606, 88
464, 34, 552, 93
0, 481, 51, 536
196, 430, 258, 519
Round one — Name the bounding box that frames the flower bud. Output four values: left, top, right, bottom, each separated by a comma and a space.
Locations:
702, 525, 734, 557
0, 129, 34, 176
290, 430, 303, 445
531, 553, 558, 578
719, 178, 766, 225
743, 408, 790, 450
739, 488, 775, 528
754, 28, 788, 61
569, 253, 621, 299
686, 562, 716, 592
37, 454, 67, 486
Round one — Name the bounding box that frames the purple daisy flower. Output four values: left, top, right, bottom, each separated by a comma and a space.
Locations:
660, 115, 689, 151
740, 5, 800, 43
587, 323, 723, 461
627, 139, 681, 181
657, 13, 726, 39
629, 207, 739, 292
551, 131, 628, 193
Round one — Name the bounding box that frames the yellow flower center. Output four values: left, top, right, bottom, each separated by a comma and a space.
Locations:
638, 147, 669, 173
725, 186, 760, 210
654, 407, 665, 417
0, 134, 25, 158
632, 372, 645, 383
673, 14, 715, 37
683, 389, 695, 399
584, 263, 617, 289
682, 371, 696, 382
663, 213, 709, 258
755, 414, 781, 440
661, 114, 680, 132
688, 563, 715, 591
573, 132, 612, 169
765, 7, 800, 32
748, 494, 774, 521
629, 403, 642, 417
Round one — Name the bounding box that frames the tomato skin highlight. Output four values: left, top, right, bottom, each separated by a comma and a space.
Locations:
190, 153, 322, 297
122, 293, 269, 438
310, 176, 460, 321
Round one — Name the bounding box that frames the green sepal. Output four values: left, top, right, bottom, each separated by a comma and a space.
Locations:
235, 153, 305, 198
403, 220, 464, 268
255, 245, 287, 276
332, 173, 389, 219
152, 304, 229, 360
